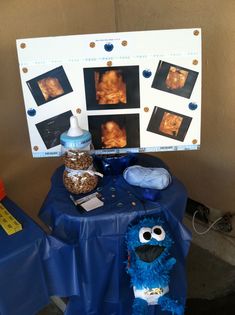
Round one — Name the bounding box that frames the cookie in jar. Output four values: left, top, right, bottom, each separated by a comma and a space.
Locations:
60, 116, 102, 194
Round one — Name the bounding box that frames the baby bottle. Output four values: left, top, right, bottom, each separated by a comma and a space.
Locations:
60, 116, 99, 194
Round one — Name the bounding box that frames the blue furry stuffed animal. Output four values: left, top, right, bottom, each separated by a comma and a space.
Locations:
126, 217, 184, 315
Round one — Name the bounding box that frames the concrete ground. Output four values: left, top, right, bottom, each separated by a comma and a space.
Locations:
185, 244, 235, 315
38, 243, 235, 315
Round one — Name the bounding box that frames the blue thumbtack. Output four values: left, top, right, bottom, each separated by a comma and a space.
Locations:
188, 102, 198, 110
27, 108, 36, 117
142, 69, 152, 78
104, 43, 114, 52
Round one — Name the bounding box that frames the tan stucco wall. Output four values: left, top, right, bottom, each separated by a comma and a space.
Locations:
116, 0, 235, 213
0, 0, 234, 222
0, 0, 116, 224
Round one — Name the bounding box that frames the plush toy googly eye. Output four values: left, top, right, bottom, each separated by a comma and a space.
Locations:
151, 225, 165, 241
139, 227, 152, 243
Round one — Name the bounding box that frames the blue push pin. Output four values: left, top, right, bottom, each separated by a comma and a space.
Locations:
188, 102, 198, 110
27, 108, 36, 117
104, 43, 114, 52
142, 69, 152, 78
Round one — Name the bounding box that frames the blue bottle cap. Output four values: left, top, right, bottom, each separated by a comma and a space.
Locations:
60, 116, 92, 149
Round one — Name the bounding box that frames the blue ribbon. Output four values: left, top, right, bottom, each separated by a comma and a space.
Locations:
94, 154, 137, 176
94, 154, 161, 201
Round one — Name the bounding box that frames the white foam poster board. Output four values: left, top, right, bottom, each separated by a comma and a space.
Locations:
16, 28, 201, 157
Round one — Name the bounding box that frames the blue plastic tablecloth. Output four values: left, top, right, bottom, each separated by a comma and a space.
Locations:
0, 197, 79, 315
39, 154, 191, 315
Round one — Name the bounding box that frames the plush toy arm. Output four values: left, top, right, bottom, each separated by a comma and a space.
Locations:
158, 295, 184, 315
132, 298, 148, 315
165, 257, 176, 270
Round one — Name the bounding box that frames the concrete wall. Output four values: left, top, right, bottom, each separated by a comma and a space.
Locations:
0, 0, 234, 222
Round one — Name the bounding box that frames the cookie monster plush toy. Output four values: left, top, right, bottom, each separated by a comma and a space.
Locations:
126, 217, 184, 315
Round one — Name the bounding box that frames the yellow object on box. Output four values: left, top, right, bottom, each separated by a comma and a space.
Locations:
0, 203, 22, 235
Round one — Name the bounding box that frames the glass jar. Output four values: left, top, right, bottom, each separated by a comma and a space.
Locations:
60, 116, 99, 194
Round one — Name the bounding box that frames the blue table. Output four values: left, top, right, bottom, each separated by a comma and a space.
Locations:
0, 197, 79, 315
39, 154, 191, 315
